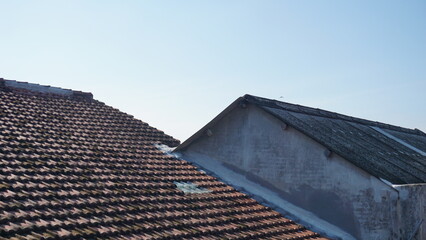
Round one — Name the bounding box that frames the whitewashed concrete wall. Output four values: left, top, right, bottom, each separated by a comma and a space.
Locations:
179, 104, 418, 239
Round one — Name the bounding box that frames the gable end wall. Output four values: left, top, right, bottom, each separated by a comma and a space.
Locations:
181, 104, 402, 239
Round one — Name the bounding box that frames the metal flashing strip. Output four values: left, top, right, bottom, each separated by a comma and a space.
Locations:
371, 126, 426, 156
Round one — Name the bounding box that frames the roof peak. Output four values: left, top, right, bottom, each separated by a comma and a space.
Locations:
243, 94, 425, 137
0, 78, 93, 100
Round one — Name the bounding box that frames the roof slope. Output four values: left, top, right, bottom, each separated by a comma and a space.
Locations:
0, 79, 326, 239
243, 94, 426, 184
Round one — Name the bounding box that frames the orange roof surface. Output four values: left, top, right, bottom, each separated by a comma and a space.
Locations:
0, 79, 327, 240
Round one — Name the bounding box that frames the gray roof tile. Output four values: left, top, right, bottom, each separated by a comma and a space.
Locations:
244, 94, 426, 184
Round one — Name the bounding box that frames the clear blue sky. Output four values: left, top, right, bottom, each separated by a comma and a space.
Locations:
1, 1, 425, 141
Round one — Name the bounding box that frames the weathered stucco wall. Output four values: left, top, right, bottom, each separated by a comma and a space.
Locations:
394, 184, 425, 240
180, 104, 418, 239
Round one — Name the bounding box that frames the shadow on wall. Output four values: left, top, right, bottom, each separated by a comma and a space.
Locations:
285, 185, 360, 239
223, 162, 360, 238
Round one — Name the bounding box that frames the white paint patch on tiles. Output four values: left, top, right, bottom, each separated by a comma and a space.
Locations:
155, 143, 182, 158
174, 181, 211, 194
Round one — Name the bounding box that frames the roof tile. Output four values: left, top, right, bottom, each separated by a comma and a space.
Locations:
0, 81, 327, 239
244, 94, 426, 184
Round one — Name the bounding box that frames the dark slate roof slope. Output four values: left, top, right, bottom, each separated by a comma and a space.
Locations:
0, 79, 327, 239
243, 94, 426, 184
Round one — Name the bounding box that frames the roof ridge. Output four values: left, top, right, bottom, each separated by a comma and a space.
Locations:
0, 78, 93, 100
243, 94, 425, 137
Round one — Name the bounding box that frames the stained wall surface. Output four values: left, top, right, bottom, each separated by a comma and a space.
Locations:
394, 184, 426, 240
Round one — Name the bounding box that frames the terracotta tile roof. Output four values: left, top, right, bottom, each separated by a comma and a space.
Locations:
0, 79, 327, 239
